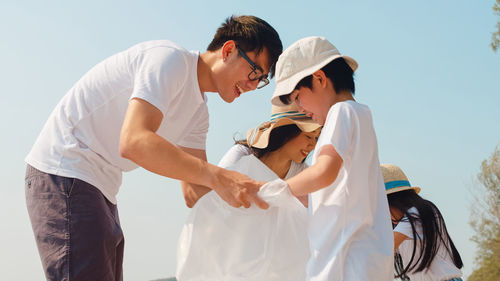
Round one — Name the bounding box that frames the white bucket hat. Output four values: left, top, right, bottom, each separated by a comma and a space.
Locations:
271, 36, 358, 106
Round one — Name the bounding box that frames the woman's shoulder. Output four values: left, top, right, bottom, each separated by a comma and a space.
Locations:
218, 144, 253, 168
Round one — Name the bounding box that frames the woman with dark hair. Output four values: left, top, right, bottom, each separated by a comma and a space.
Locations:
381, 164, 463, 281
176, 104, 321, 281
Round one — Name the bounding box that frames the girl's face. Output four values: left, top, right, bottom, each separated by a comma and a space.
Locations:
389, 206, 404, 227
280, 128, 321, 163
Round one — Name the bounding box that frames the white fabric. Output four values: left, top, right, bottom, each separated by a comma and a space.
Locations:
176, 154, 309, 281
25, 40, 208, 204
394, 207, 463, 281
307, 100, 393, 281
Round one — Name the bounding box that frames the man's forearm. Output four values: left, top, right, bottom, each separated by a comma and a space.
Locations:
120, 129, 218, 187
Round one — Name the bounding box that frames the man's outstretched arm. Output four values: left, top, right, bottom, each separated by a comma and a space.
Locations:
119, 98, 268, 209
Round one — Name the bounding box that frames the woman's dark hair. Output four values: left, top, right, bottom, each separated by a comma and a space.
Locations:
388, 190, 463, 279
235, 124, 301, 159
207, 15, 283, 78
279, 57, 355, 105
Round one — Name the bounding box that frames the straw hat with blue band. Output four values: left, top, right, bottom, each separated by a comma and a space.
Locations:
381, 164, 421, 195
247, 103, 321, 149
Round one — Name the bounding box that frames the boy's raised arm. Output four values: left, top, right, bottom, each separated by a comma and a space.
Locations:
286, 145, 343, 196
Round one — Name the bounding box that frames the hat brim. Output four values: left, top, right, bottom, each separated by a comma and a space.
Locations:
271, 55, 358, 107
247, 118, 322, 149
386, 186, 421, 195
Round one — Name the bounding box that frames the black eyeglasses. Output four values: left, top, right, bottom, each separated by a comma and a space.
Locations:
236, 46, 270, 89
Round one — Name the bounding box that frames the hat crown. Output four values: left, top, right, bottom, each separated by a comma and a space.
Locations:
381, 164, 421, 195
275, 36, 340, 83
381, 164, 409, 183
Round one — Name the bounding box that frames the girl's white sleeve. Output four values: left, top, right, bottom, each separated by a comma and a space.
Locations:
394, 207, 422, 239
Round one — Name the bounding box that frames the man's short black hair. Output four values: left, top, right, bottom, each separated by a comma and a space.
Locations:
279, 58, 355, 105
207, 15, 283, 78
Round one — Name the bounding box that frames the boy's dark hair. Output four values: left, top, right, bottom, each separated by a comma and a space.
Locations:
279, 57, 355, 105
207, 15, 283, 78
388, 190, 463, 279
235, 124, 301, 159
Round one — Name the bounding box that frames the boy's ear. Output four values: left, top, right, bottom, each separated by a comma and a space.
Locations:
221, 40, 237, 61
312, 70, 328, 88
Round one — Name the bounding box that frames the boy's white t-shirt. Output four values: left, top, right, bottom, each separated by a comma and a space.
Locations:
25, 40, 208, 204
307, 100, 393, 281
394, 207, 463, 281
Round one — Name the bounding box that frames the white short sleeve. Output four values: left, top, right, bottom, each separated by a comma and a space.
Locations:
131, 46, 188, 116
316, 102, 354, 161
394, 207, 421, 239
177, 104, 209, 149
218, 144, 252, 168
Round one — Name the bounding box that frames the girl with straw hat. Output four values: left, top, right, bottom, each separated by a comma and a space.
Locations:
176, 103, 321, 281
381, 164, 464, 281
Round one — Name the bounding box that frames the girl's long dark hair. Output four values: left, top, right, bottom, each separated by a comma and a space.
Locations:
235, 124, 301, 159
388, 190, 463, 279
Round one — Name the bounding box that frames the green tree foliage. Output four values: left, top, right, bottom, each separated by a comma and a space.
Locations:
492, 0, 500, 52
469, 146, 500, 281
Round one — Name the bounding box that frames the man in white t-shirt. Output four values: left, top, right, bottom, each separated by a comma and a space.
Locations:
265, 36, 394, 280
24, 15, 282, 281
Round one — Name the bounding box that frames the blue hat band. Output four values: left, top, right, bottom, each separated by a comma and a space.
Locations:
270, 111, 308, 121
385, 180, 411, 191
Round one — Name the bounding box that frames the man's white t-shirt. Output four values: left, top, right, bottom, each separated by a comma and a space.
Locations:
25, 40, 208, 204
177, 149, 309, 281
307, 100, 393, 281
394, 207, 463, 281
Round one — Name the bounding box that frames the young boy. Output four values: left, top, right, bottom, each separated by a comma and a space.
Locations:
25, 15, 282, 281
267, 36, 393, 281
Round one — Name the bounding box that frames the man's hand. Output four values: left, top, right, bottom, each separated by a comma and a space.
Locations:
211, 168, 268, 209
178, 146, 267, 209
181, 182, 211, 208
178, 146, 212, 208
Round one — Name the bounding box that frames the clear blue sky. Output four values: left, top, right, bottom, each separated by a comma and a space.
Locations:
1, 1, 499, 280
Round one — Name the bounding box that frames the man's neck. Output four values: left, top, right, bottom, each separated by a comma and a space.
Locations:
197, 51, 217, 94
